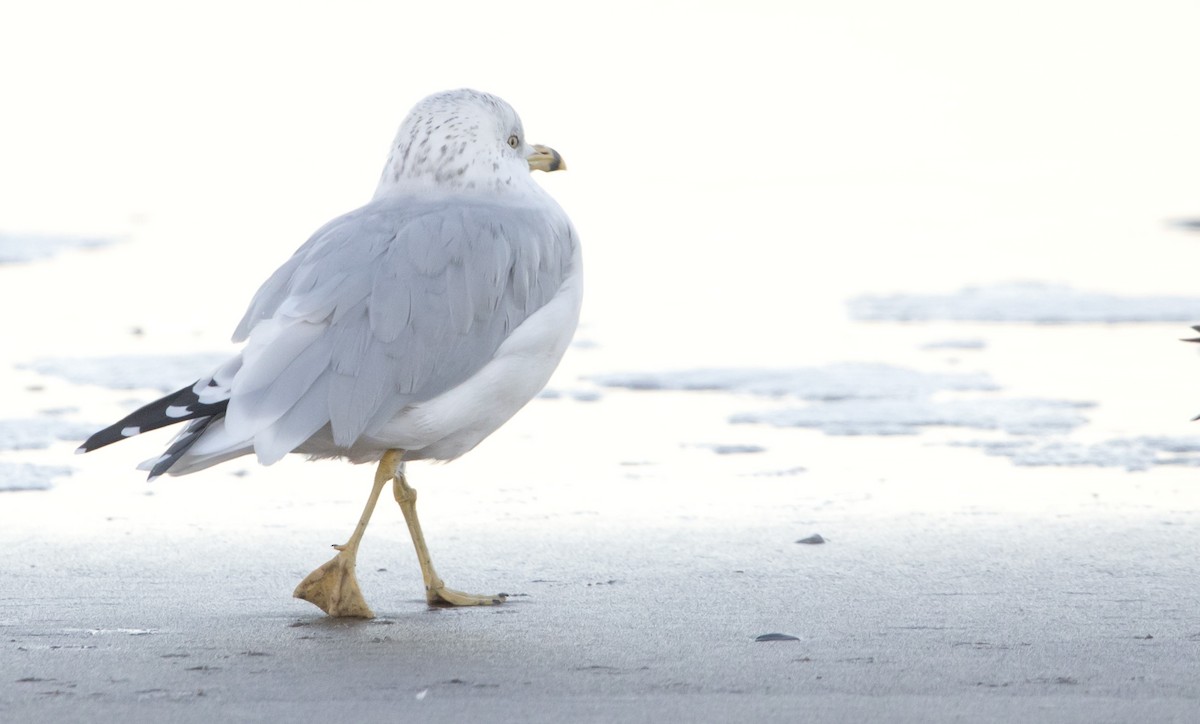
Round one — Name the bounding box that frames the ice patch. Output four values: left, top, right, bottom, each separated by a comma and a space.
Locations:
593, 363, 997, 400
0, 232, 117, 264
848, 282, 1200, 323
539, 388, 604, 402
0, 418, 97, 451
959, 436, 1200, 471
23, 353, 230, 393
733, 398, 1092, 436
0, 462, 72, 491
692, 443, 766, 455
597, 363, 1092, 441
921, 338, 986, 350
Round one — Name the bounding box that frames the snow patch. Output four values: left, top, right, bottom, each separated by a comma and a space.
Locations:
539, 388, 604, 402
0, 462, 72, 491
596, 363, 1092, 440
0, 232, 117, 264
958, 436, 1200, 471
921, 338, 986, 350
692, 443, 767, 455
734, 398, 1091, 436
593, 363, 997, 400
848, 282, 1200, 323
0, 418, 97, 451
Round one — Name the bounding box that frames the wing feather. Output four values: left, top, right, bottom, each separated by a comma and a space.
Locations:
225, 194, 575, 458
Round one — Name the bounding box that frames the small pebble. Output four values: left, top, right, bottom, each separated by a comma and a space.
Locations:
795, 534, 826, 545
756, 633, 800, 642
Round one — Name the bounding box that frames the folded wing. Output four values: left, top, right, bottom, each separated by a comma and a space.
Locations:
221, 195, 575, 465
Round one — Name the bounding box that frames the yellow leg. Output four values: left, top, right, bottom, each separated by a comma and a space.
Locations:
292, 455, 392, 618
390, 454, 506, 607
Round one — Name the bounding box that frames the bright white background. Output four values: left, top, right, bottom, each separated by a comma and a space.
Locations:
3, 1, 1200, 373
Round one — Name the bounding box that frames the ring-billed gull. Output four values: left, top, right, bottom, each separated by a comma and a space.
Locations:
78, 89, 581, 618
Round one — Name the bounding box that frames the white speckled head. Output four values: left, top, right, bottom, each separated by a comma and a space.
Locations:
374, 89, 540, 198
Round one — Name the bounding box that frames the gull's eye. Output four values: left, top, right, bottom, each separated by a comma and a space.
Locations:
507, 134, 520, 149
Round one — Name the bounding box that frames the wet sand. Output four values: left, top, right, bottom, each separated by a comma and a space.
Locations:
3, 382, 1199, 722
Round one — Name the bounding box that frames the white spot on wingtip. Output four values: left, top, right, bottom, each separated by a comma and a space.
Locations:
165, 405, 191, 418
197, 389, 228, 404
121, 426, 140, 437
74, 446, 87, 455
415, 689, 428, 701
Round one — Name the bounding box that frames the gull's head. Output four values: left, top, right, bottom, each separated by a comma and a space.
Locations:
374, 89, 565, 198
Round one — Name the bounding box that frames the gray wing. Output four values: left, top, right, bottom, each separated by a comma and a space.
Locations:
223, 194, 575, 462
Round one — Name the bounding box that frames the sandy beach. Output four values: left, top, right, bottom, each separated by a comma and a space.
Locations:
3, 2, 1200, 721
3, 444, 1199, 723
4, 320, 1200, 722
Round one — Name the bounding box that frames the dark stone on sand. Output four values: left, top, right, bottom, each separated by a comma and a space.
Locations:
755, 633, 800, 642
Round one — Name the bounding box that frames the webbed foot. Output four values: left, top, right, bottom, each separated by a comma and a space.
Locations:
293, 545, 375, 619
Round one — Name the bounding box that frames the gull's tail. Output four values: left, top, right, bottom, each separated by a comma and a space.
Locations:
78, 359, 240, 479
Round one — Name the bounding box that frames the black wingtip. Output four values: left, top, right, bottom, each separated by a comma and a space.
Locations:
146, 416, 220, 479
79, 381, 227, 453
